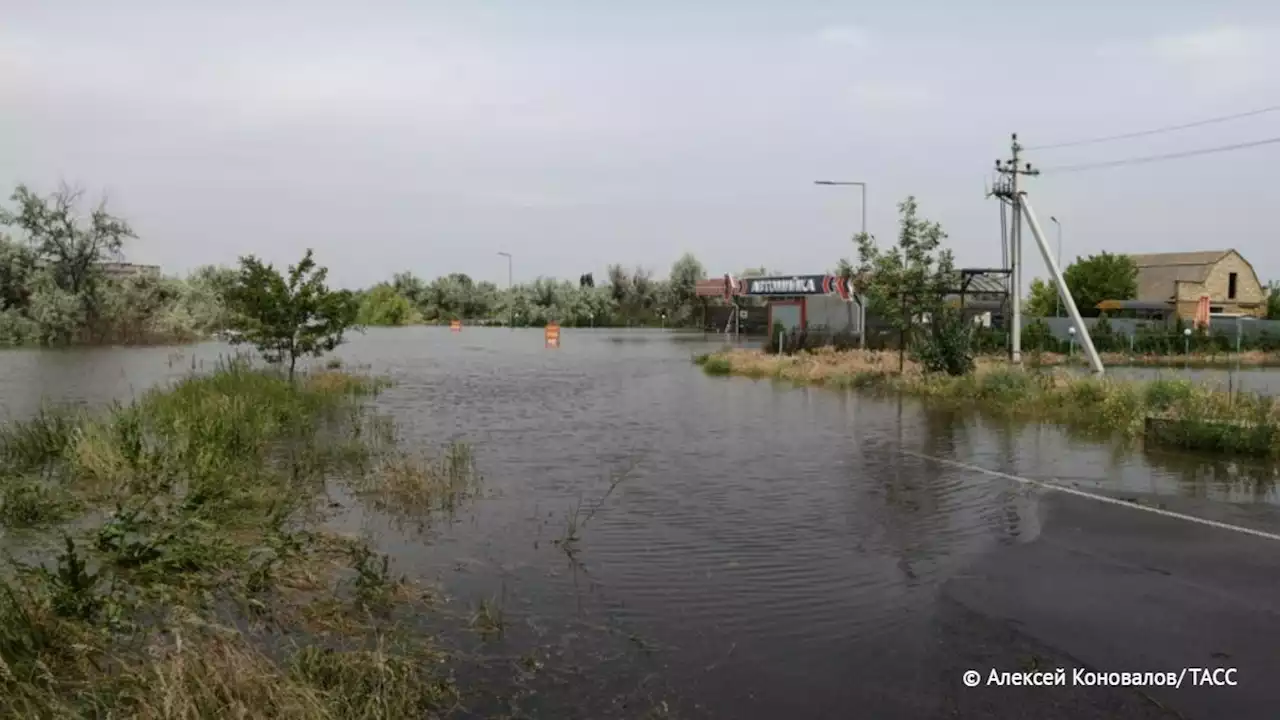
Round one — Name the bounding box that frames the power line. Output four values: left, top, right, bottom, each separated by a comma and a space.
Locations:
1027, 104, 1280, 151
1038, 135, 1280, 173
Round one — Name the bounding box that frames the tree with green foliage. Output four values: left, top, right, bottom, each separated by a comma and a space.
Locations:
224, 249, 359, 380
1025, 277, 1060, 317
853, 197, 959, 373
0, 233, 37, 311
1267, 281, 1280, 320
391, 272, 429, 308
666, 252, 706, 327
0, 184, 134, 299
1062, 252, 1137, 317
357, 283, 420, 326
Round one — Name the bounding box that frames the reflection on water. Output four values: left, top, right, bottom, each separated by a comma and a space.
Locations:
1, 328, 1277, 715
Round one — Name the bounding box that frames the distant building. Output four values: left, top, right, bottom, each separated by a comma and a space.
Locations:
97, 262, 161, 280
1127, 249, 1265, 320
695, 273, 862, 336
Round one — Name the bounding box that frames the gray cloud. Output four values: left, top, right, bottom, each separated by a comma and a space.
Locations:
3, 3, 1279, 291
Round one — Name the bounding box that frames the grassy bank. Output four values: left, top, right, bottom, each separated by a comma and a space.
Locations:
0, 360, 481, 718
695, 348, 1280, 457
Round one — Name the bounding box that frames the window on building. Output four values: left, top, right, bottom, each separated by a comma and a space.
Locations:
1228, 272, 1238, 300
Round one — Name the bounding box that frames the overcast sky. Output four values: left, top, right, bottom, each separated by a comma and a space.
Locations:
3, 1, 1278, 290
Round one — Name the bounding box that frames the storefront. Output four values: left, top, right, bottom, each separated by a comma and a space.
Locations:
695, 274, 863, 337
743, 274, 860, 337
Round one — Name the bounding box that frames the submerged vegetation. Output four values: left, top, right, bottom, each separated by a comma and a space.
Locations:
0, 360, 483, 717
695, 348, 1280, 457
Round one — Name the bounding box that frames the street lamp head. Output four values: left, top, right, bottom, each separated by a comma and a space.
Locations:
1068, 326, 1076, 335
1050, 216, 1058, 223
1184, 328, 1192, 337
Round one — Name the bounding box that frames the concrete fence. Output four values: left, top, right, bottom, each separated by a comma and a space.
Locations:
1033, 316, 1280, 342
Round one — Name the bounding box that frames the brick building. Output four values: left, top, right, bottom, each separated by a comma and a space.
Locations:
1129, 250, 1266, 320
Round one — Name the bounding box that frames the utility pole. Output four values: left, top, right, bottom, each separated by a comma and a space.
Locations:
992, 135, 1103, 375
1050, 216, 1063, 317
994, 134, 1038, 364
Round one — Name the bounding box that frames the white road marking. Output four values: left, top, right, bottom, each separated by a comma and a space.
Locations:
901, 450, 1280, 543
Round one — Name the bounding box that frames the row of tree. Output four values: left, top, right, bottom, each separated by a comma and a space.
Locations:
0, 185, 246, 346
0, 183, 746, 347
352, 255, 714, 329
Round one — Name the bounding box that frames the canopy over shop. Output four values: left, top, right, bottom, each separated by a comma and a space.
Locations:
695, 274, 864, 337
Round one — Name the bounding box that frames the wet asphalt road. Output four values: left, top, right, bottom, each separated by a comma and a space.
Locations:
916, 487, 1279, 720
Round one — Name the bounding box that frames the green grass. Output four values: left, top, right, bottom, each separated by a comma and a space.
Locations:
0, 360, 479, 718
696, 349, 1280, 457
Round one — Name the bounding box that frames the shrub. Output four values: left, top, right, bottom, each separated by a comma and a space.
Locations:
976, 369, 1032, 404
913, 305, 975, 376
701, 355, 732, 375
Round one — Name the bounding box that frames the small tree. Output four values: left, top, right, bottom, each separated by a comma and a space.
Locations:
852, 197, 958, 373
1092, 313, 1116, 352
224, 249, 358, 381
1267, 281, 1280, 320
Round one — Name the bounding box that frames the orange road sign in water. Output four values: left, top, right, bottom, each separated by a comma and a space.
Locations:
450, 319, 461, 332
545, 323, 560, 349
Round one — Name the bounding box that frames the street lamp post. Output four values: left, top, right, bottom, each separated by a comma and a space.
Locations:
815, 180, 868, 349
1049, 216, 1063, 317
497, 251, 513, 328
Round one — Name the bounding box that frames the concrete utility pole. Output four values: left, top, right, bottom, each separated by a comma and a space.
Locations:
1049, 216, 1063, 317
994, 134, 1038, 364
992, 134, 1104, 376
1022, 197, 1103, 375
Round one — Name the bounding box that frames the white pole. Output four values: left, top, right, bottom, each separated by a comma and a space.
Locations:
1019, 193, 1104, 375
1011, 198, 1022, 363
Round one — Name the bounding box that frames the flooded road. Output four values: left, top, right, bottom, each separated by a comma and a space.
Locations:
3, 327, 1279, 719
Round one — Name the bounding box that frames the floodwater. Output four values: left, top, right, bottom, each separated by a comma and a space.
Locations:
1103, 364, 1280, 395
2, 328, 1279, 718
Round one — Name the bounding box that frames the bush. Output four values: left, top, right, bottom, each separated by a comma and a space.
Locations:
1092, 314, 1117, 352
1144, 379, 1195, 411
976, 369, 1032, 403
700, 355, 732, 375
1022, 318, 1058, 353
913, 305, 974, 376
